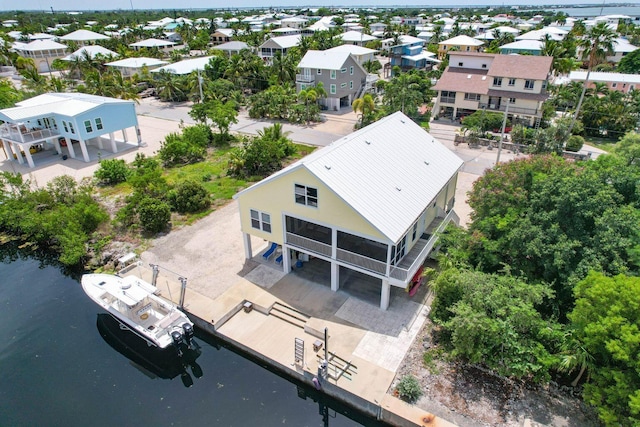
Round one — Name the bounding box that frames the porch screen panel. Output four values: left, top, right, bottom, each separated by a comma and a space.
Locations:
336, 231, 387, 262
285, 216, 332, 245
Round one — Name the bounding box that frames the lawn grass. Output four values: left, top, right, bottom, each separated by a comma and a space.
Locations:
583, 135, 618, 153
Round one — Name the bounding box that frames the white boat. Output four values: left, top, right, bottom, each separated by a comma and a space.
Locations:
81, 273, 195, 351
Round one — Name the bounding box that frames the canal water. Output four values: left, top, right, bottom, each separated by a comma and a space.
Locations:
0, 245, 384, 426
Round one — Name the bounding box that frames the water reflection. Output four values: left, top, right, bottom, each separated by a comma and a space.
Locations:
96, 314, 204, 388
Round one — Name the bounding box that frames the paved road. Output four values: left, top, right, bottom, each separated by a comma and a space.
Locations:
135, 97, 355, 147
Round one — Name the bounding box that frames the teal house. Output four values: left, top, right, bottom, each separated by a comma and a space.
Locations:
0, 93, 140, 168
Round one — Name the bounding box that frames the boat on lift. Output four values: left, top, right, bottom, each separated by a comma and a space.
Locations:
81, 273, 195, 352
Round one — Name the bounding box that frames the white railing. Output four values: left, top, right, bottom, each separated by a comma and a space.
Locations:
296, 74, 315, 83
0, 127, 59, 143
286, 233, 332, 257
390, 209, 457, 282
336, 248, 387, 275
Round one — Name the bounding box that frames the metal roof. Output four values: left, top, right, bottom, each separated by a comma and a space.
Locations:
0, 93, 131, 122
151, 56, 213, 75
129, 38, 176, 48
105, 57, 168, 68
439, 35, 484, 46
298, 49, 352, 70
60, 29, 110, 41
13, 39, 66, 51
236, 112, 463, 243
63, 45, 118, 61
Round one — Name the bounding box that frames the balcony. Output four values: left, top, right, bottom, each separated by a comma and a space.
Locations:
478, 103, 539, 117
389, 209, 459, 284
439, 96, 456, 104
296, 74, 315, 84
285, 208, 459, 284
0, 125, 59, 144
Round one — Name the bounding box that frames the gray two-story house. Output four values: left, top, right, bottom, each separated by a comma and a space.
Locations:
296, 49, 368, 111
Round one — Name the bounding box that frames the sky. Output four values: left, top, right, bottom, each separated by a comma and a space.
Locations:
1, 0, 632, 12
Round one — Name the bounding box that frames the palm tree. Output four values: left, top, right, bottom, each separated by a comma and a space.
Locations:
298, 87, 319, 125
352, 93, 376, 128
270, 51, 296, 86
569, 22, 616, 134
557, 331, 594, 387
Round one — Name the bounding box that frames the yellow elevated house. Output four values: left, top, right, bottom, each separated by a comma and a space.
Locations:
234, 112, 463, 310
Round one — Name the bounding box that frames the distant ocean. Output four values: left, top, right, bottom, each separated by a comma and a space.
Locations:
535, 5, 640, 17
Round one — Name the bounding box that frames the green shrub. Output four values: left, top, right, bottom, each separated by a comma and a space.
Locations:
94, 159, 130, 185
158, 132, 206, 167
396, 375, 423, 403
565, 135, 585, 152
182, 124, 213, 147
167, 180, 210, 213
137, 197, 171, 233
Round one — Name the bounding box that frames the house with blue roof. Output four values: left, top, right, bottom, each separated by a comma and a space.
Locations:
386, 35, 439, 76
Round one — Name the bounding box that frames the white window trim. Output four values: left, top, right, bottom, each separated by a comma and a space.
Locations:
330, 70, 336, 79
84, 120, 93, 133
294, 184, 318, 207
250, 209, 272, 233
330, 84, 336, 94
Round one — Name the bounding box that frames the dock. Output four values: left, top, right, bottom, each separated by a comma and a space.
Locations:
120, 255, 457, 427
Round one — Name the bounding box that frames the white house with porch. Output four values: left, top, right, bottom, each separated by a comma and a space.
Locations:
0, 93, 140, 168
234, 112, 463, 310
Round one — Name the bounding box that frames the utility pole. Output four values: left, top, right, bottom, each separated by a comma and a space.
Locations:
496, 102, 510, 164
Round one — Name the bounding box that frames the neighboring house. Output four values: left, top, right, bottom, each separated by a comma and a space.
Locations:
432, 51, 553, 126
296, 49, 368, 111
12, 39, 68, 72
105, 57, 168, 77
129, 38, 176, 54
569, 71, 640, 94
515, 27, 566, 41
328, 44, 377, 65
259, 35, 301, 64
438, 35, 484, 59
210, 29, 232, 46
59, 29, 110, 47
211, 41, 250, 56
62, 45, 118, 61
151, 56, 213, 75
339, 30, 378, 46
608, 38, 638, 63
0, 93, 140, 168
369, 22, 387, 33
499, 40, 543, 56
387, 35, 439, 75
280, 16, 308, 29
233, 112, 463, 310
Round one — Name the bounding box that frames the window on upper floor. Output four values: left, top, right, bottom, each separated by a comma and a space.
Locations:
62, 121, 68, 133
464, 93, 480, 101
493, 77, 502, 86
330, 70, 336, 79
508, 78, 516, 86
509, 97, 516, 104
340, 82, 347, 88
612, 83, 618, 88
350, 66, 354, 75
317, 69, 322, 75
524, 80, 535, 90
481, 63, 487, 68
341, 68, 347, 73
295, 184, 318, 207
330, 84, 336, 94
250, 209, 271, 233
458, 62, 464, 66
95, 118, 103, 130
69, 122, 75, 134
84, 120, 93, 133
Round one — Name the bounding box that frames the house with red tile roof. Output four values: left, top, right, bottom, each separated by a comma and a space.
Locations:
432, 52, 553, 127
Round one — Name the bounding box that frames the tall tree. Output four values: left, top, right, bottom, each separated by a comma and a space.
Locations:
569, 22, 616, 133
